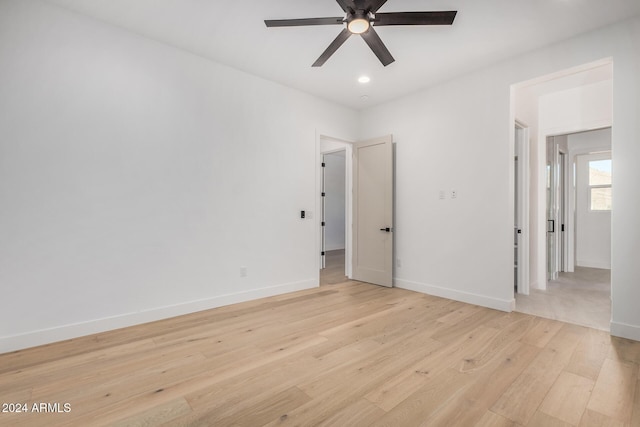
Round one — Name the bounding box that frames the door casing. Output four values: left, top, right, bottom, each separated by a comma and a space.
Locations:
515, 121, 530, 295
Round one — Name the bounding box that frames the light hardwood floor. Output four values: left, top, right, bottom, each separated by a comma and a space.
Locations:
1, 273, 639, 426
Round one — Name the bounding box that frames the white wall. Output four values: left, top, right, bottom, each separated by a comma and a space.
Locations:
0, 0, 358, 352
359, 16, 640, 341
323, 152, 346, 251
569, 127, 613, 155
359, 71, 516, 311
539, 81, 613, 135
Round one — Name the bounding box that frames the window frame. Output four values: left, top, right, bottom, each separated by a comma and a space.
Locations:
587, 158, 612, 212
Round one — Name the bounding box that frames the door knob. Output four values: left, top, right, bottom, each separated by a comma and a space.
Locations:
379, 227, 391, 232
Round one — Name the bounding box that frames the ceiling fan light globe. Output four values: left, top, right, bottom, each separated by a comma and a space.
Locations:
348, 18, 370, 34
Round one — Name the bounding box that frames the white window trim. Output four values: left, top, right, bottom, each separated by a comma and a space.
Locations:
588, 185, 612, 212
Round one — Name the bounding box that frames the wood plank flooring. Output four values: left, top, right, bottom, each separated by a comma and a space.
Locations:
1, 273, 639, 425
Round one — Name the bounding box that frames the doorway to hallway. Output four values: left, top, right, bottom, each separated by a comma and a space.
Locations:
320, 149, 348, 286
320, 249, 349, 286
511, 60, 613, 331
516, 267, 610, 331
318, 134, 395, 288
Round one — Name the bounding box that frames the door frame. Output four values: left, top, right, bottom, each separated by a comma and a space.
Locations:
559, 150, 567, 273
514, 121, 530, 295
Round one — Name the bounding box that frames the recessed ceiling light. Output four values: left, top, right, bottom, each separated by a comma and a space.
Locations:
358, 76, 371, 84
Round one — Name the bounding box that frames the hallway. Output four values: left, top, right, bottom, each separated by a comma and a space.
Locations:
515, 267, 611, 331
320, 249, 349, 286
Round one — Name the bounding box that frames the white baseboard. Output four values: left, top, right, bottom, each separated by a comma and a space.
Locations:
576, 260, 611, 270
0, 279, 317, 354
395, 279, 515, 312
610, 321, 640, 342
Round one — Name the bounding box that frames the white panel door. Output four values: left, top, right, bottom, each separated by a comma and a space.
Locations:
352, 135, 393, 287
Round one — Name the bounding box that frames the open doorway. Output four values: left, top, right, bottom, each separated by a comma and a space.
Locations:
511, 60, 613, 331
518, 128, 612, 330
320, 150, 349, 285
319, 136, 352, 286
317, 134, 395, 287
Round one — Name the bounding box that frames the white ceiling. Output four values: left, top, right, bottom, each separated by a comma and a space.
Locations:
45, 0, 640, 110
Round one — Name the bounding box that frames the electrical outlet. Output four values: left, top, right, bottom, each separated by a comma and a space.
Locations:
451, 190, 457, 199
240, 266, 247, 277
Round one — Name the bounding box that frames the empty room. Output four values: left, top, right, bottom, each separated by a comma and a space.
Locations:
1, 1, 640, 426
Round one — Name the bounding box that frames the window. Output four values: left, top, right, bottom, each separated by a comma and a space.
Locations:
588, 159, 612, 211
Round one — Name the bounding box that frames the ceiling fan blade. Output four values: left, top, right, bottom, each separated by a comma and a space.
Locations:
365, 0, 388, 13
360, 27, 394, 66
374, 11, 457, 26
264, 17, 344, 27
335, 0, 356, 13
312, 28, 352, 67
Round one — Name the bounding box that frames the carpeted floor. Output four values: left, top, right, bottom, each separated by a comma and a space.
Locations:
515, 267, 611, 331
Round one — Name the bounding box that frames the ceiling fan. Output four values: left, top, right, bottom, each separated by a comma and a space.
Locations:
264, 0, 457, 67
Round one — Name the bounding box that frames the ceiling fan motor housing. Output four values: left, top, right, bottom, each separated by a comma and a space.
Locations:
347, 10, 372, 33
